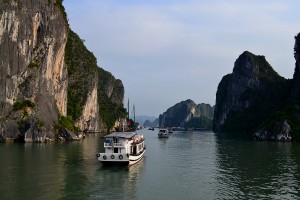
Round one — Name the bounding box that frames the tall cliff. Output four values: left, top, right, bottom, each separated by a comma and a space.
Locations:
65, 30, 100, 132
253, 33, 300, 141
213, 51, 290, 134
65, 30, 125, 134
0, 0, 68, 141
159, 99, 214, 129
0, 0, 125, 142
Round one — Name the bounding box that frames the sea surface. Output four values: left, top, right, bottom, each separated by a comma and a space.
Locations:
1, 129, 300, 200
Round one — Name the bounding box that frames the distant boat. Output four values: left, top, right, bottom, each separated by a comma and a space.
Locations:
148, 127, 155, 131
97, 131, 146, 166
158, 129, 169, 138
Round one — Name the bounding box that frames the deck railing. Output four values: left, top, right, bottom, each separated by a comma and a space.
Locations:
104, 142, 124, 147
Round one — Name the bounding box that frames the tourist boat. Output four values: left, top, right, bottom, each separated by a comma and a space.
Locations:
158, 129, 169, 138
97, 131, 146, 166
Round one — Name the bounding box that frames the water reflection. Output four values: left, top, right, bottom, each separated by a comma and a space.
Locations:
60, 142, 90, 199
90, 158, 145, 200
2, 131, 300, 199
0, 134, 105, 200
214, 136, 300, 199
0, 143, 66, 200
158, 137, 168, 150
127, 158, 145, 182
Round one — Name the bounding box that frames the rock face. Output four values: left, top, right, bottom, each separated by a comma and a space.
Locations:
159, 99, 214, 128
0, 0, 125, 142
0, 0, 68, 141
213, 51, 289, 134
254, 120, 291, 142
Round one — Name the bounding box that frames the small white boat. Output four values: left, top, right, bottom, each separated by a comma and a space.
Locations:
158, 129, 169, 138
97, 131, 146, 166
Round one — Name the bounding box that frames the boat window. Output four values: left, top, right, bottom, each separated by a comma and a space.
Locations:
114, 137, 119, 143
114, 148, 118, 153
133, 146, 137, 155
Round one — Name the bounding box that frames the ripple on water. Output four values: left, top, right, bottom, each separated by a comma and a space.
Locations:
1, 131, 300, 200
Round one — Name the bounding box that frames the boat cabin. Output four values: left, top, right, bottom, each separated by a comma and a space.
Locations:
103, 132, 145, 156
97, 131, 146, 166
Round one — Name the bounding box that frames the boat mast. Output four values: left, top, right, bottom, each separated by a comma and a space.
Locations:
133, 104, 135, 125
127, 98, 130, 119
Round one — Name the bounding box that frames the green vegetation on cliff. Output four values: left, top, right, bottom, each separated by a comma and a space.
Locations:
184, 115, 212, 129
65, 30, 97, 121
221, 79, 291, 133
13, 100, 35, 111
98, 68, 126, 132
257, 99, 300, 140
57, 115, 77, 132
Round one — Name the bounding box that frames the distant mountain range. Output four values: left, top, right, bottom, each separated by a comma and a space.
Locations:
143, 118, 159, 128
135, 115, 156, 126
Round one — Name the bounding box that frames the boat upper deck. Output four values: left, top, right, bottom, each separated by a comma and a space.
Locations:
104, 132, 137, 139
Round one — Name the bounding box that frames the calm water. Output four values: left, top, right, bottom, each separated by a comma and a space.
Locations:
1, 130, 300, 200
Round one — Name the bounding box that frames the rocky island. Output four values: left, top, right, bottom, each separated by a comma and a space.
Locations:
159, 99, 214, 130
213, 33, 300, 141
0, 0, 125, 142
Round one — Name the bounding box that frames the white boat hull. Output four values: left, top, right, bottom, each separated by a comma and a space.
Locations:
129, 149, 145, 166
97, 148, 145, 166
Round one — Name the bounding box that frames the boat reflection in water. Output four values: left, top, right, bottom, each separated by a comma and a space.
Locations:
93, 157, 145, 200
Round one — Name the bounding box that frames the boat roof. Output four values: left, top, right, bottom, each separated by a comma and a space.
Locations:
104, 132, 136, 139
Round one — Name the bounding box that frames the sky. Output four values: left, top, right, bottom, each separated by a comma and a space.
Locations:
63, 0, 300, 117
